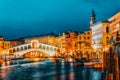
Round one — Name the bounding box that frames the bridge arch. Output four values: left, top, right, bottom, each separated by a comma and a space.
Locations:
50, 47, 53, 51
39, 45, 42, 48
28, 45, 31, 49
15, 49, 51, 58
21, 47, 24, 51
24, 46, 28, 50
9, 49, 12, 53
13, 48, 16, 53
21, 51, 50, 58
46, 46, 49, 50
17, 47, 19, 51
42, 45, 45, 49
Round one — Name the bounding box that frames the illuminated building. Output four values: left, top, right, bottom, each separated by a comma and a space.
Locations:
9, 38, 24, 47
0, 36, 4, 52
4, 41, 11, 49
0, 36, 4, 63
55, 34, 65, 53
106, 11, 120, 80
77, 32, 84, 51
90, 9, 110, 53
77, 30, 92, 52
108, 12, 120, 43
65, 31, 77, 54
83, 30, 92, 52
91, 21, 110, 52
77, 30, 93, 59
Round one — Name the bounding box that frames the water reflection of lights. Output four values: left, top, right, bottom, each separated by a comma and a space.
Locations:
33, 58, 40, 62
61, 74, 65, 80
91, 70, 102, 80
0, 69, 7, 79
69, 63, 74, 80
0, 67, 12, 79
69, 72, 74, 80
0, 60, 104, 80
82, 68, 87, 80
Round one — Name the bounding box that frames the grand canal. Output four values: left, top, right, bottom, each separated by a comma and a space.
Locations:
0, 60, 106, 80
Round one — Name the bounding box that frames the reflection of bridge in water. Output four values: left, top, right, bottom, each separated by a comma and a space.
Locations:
3, 40, 59, 59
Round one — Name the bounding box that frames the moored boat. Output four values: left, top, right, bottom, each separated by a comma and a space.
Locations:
93, 63, 103, 69
74, 62, 84, 66
83, 62, 94, 66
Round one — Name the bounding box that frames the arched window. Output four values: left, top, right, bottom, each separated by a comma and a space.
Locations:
116, 31, 120, 36
54, 48, 56, 51
28, 45, 31, 49
39, 45, 41, 48
106, 26, 109, 33
13, 48, 15, 53
21, 47, 23, 50
43, 46, 45, 49
24, 46, 27, 50
116, 32, 120, 41
46, 46, 49, 50
9, 49, 12, 53
50, 47, 53, 50
17, 48, 19, 51
106, 37, 109, 44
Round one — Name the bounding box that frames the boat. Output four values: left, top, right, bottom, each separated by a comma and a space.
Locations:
73, 58, 86, 66
83, 62, 94, 66
74, 62, 83, 66
93, 62, 103, 69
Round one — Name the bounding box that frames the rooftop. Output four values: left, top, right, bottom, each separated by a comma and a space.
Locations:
91, 21, 109, 27
108, 12, 120, 21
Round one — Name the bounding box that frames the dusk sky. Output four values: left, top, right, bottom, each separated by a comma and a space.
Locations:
0, 0, 120, 40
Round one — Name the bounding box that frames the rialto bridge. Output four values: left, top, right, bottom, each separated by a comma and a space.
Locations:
2, 40, 59, 59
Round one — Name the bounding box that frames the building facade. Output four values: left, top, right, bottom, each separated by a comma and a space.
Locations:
0, 36, 4, 53
77, 30, 92, 52
107, 11, 120, 80
90, 21, 110, 52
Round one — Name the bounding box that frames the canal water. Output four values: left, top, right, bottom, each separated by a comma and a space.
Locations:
0, 60, 106, 80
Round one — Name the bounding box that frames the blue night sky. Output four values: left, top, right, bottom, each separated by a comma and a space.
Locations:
0, 0, 120, 40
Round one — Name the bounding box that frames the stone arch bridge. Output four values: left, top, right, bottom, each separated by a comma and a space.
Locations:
2, 40, 59, 58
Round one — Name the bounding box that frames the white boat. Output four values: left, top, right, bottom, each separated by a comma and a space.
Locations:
83, 62, 94, 66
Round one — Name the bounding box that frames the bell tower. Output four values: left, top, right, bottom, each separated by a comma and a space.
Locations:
90, 8, 96, 27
